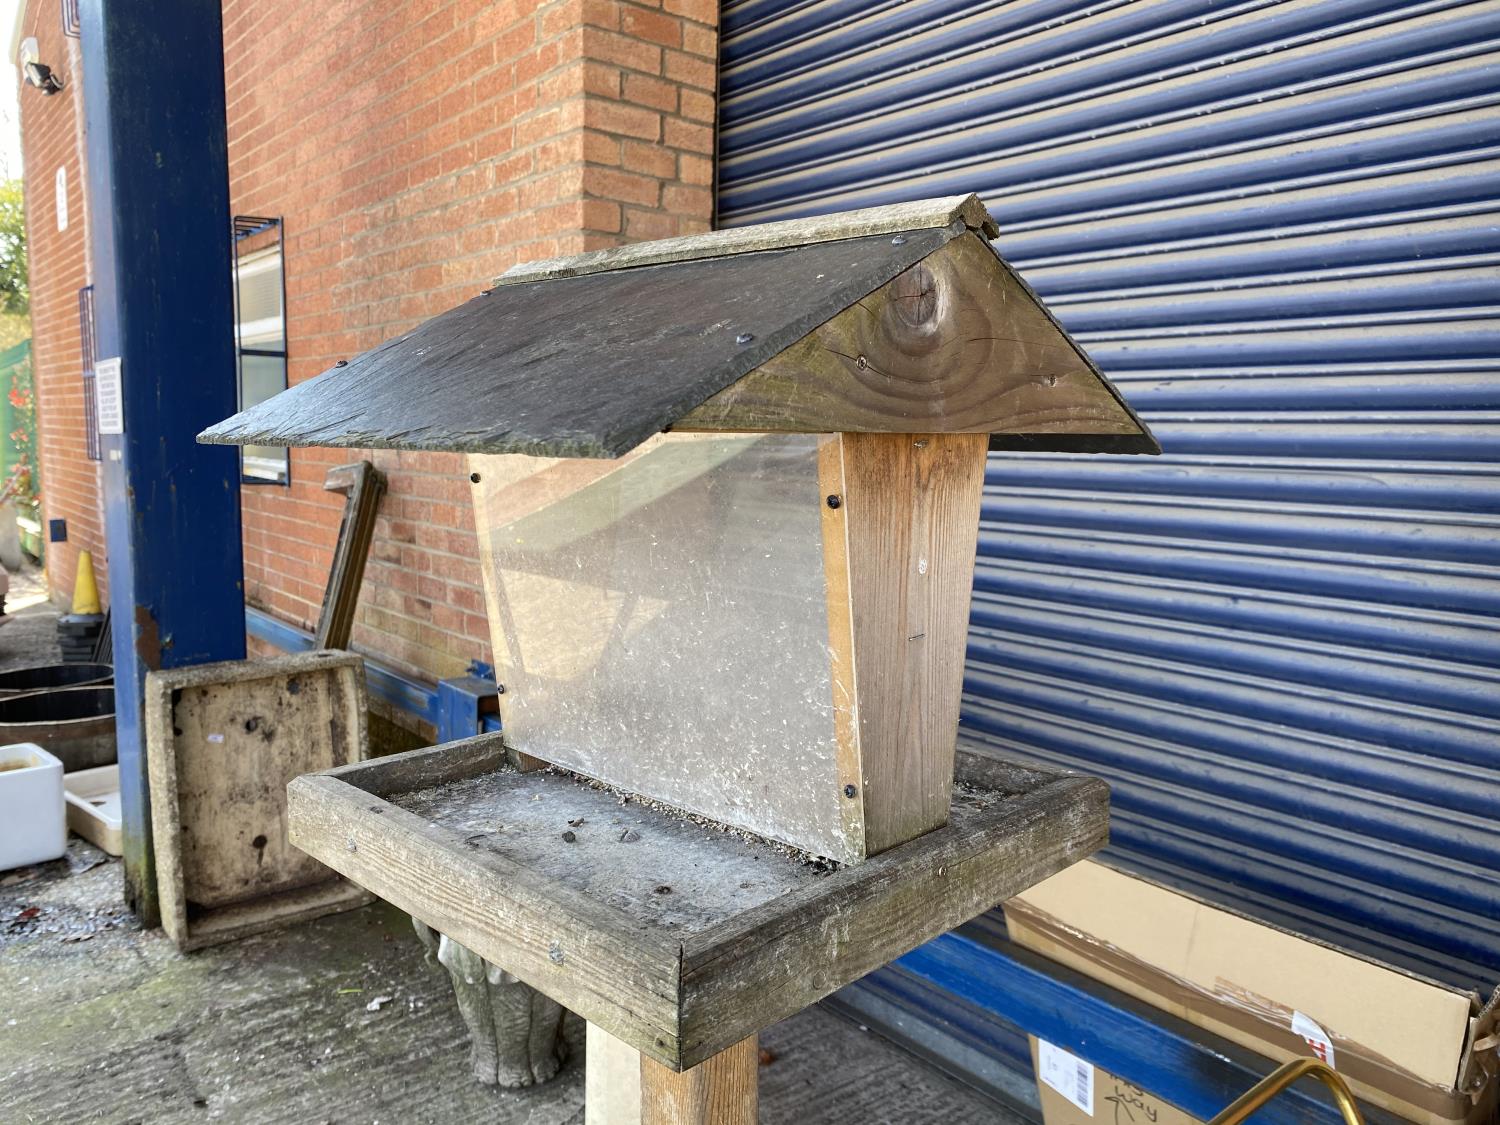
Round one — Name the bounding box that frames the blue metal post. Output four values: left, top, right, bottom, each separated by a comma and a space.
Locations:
80, 0, 246, 922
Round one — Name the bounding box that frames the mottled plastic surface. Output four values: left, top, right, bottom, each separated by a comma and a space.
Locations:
470, 433, 852, 860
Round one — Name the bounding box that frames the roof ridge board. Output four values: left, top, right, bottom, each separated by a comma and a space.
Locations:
496, 194, 999, 287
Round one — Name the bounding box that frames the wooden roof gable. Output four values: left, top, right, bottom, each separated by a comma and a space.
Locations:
200, 195, 1158, 458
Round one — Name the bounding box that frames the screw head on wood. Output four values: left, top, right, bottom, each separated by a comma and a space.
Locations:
891, 235, 907, 245
735, 332, 755, 345
826, 495, 842, 509
334, 359, 348, 367
843, 784, 857, 798
469, 472, 481, 483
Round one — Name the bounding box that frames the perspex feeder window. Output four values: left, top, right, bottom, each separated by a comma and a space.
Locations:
470, 433, 848, 856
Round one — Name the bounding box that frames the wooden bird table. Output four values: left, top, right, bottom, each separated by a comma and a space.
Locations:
200, 194, 1156, 1122
287, 738, 1106, 1119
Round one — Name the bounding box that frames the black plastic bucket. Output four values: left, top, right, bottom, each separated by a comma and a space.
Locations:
0, 662, 113, 697
0, 685, 116, 771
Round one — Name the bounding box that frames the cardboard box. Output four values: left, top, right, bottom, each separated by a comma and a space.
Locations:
1031, 1036, 1199, 1125
1007, 860, 1498, 1125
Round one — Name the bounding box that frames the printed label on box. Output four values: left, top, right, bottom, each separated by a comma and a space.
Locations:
1291, 1010, 1337, 1070
1039, 1037, 1095, 1116
95, 357, 123, 435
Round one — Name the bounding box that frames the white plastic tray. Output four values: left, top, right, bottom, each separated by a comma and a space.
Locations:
64, 762, 123, 856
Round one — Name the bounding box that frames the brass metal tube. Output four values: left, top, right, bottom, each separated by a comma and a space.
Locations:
1209, 1057, 1365, 1125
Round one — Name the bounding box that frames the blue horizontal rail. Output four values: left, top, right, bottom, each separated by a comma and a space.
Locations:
245, 606, 441, 728
889, 921, 1403, 1125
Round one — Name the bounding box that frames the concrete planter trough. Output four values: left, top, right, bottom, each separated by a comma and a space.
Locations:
0, 686, 116, 772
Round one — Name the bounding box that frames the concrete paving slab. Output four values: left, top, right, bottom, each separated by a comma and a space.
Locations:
0, 564, 64, 672
1, 846, 1017, 1124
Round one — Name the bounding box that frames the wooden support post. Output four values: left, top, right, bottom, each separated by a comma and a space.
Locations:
315, 460, 387, 650
820, 430, 988, 856
586, 1023, 642, 1125
639, 1036, 758, 1125
586, 1023, 756, 1125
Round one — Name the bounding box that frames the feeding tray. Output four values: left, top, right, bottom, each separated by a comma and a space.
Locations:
287, 732, 1107, 1070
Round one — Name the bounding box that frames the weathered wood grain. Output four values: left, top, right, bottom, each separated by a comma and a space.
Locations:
822, 432, 989, 856
676, 233, 1148, 443
285, 746, 1108, 1070
320, 730, 512, 798
640, 1036, 759, 1125
817, 436, 867, 854
315, 720, 547, 791
954, 749, 1069, 795
201, 209, 1157, 460
676, 773, 1109, 1064
145, 651, 371, 951
498, 194, 997, 284
315, 460, 387, 650
286, 770, 685, 1060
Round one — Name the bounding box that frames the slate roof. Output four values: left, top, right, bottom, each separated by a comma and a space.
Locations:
199, 195, 1153, 459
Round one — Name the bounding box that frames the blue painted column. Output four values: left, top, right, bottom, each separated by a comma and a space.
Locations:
80, 0, 246, 921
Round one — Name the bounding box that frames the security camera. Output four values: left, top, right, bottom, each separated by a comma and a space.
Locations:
18, 37, 63, 95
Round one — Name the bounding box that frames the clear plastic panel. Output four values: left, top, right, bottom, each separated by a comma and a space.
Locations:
470, 433, 851, 860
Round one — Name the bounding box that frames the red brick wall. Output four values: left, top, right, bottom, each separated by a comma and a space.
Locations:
16, 1, 106, 607
15, 0, 717, 682
222, 0, 718, 686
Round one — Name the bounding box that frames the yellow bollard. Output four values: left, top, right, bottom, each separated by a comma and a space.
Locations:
71, 550, 101, 615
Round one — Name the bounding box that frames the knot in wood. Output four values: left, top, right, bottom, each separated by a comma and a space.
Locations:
887, 263, 939, 331
838, 259, 954, 396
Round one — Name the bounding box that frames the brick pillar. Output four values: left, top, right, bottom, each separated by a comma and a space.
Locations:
571, 0, 718, 244
222, 0, 720, 692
